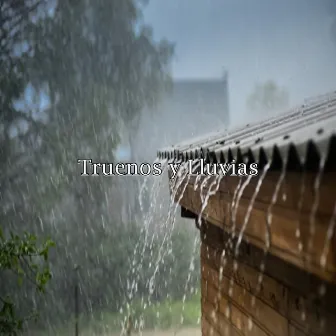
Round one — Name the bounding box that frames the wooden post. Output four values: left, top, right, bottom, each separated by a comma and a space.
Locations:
125, 315, 133, 336
74, 265, 80, 336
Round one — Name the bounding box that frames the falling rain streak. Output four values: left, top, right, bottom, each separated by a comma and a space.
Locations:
3, 1, 336, 335
138, 138, 335, 333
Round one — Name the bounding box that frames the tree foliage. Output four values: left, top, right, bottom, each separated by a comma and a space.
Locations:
0, 1, 55, 333
246, 80, 289, 115
0, 0, 198, 334
0, 229, 54, 335
330, 1, 336, 44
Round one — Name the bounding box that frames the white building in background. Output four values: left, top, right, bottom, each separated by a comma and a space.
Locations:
115, 71, 230, 162
114, 72, 230, 222
134, 72, 230, 162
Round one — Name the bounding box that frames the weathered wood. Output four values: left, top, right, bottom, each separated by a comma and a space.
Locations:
202, 257, 288, 336
201, 296, 242, 336
186, 171, 336, 217
202, 277, 270, 336
229, 303, 269, 336
289, 324, 309, 336
201, 258, 288, 316
170, 165, 336, 335
200, 221, 336, 336
201, 315, 222, 336
202, 246, 336, 334
171, 171, 336, 283
199, 222, 336, 311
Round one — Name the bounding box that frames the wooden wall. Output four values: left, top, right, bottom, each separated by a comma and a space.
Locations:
200, 221, 336, 336
169, 166, 336, 335
173, 171, 336, 283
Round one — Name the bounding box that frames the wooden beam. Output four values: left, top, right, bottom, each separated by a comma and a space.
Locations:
169, 171, 336, 283
173, 171, 336, 217
181, 206, 197, 219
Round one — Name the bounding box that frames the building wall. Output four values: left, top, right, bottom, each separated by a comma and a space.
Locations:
199, 220, 336, 336
117, 76, 230, 224
134, 76, 230, 163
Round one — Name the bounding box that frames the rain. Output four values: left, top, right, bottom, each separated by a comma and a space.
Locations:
1, 1, 336, 336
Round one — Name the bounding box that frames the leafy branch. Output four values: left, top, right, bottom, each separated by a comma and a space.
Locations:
0, 227, 55, 335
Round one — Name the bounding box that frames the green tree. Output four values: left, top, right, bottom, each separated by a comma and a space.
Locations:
0, 1, 55, 334
8, 0, 174, 330
2, 0, 175, 332
0, 230, 54, 335
246, 80, 289, 115
325, 0, 336, 44
25, 0, 173, 209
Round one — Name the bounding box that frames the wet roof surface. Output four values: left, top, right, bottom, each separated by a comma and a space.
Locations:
157, 91, 336, 171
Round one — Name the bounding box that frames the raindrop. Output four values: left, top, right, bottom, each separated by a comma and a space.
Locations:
319, 284, 326, 297
248, 317, 254, 330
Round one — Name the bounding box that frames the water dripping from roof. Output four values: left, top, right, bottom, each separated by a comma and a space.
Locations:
252, 157, 287, 309
307, 154, 327, 266
320, 201, 336, 269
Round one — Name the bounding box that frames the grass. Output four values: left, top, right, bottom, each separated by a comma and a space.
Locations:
129, 293, 201, 330
34, 293, 201, 335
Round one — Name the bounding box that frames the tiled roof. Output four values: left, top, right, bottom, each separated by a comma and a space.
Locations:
157, 91, 336, 171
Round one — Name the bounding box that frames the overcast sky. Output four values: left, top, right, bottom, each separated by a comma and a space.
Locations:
144, 0, 336, 126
